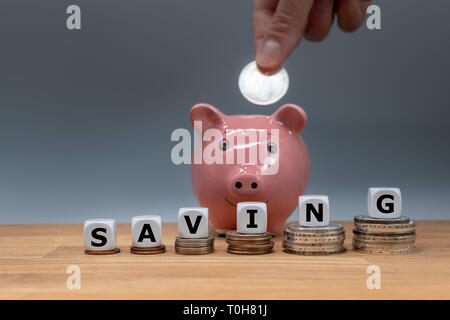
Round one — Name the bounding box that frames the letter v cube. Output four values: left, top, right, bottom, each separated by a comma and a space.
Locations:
178, 207, 209, 238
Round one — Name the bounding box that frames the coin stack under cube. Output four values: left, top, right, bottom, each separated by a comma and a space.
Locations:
175, 207, 215, 255
175, 236, 215, 255
226, 202, 274, 255
282, 195, 346, 255
353, 188, 416, 254
226, 230, 274, 255
283, 222, 346, 255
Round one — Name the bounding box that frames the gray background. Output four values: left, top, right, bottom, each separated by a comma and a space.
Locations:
0, 0, 449, 224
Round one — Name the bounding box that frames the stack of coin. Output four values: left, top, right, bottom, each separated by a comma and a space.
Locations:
352, 215, 416, 254
130, 245, 166, 255
282, 222, 346, 255
226, 231, 274, 255
175, 236, 215, 255
85, 248, 120, 255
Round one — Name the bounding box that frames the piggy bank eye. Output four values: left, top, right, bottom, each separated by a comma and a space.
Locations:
219, 139, 230, 151
267, 142, 278, 153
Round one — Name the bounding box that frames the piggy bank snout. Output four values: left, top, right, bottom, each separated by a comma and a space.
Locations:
229, 174, 265, 197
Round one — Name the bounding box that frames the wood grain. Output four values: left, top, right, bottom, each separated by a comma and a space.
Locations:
0, 221, 449, 299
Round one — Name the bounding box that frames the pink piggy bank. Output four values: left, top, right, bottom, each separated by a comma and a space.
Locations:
190, 103, 310, 233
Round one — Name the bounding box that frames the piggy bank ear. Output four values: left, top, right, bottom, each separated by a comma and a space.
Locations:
271, 104, 307, 133
190, 103, 226, 133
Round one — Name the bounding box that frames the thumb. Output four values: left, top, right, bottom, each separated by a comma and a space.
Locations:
256, 0, 315, 73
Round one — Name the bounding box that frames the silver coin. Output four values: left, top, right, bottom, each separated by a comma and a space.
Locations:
354, 220, 416, 233
355, 249, 415, 255
284, 229, 345, 240
285, 223, 345, 235
175, 246, 214, 255
352, 240, 415, 255
238, 60, 289, 106
176, 236, 215, 242
175, 250, 214, 255
175, 245, 214, 249
284, 231, 346, 240
283, 247, 346, 256
354, 215, 410, 225
353, 237, 416, 246
174, 245, 214, 250
227, 248, 273, 255
175, 241, 215, 246
353, 246, 415, 255
283, 243, 342, 248
283, 240, 344, 250
283, 235, 345, 243
353, 228, 416, 241
283, 238, 344, 246
352, 238, 415, 249
175, 236, 215, 248
226, 238, 272, 245
226, 230, 272, 240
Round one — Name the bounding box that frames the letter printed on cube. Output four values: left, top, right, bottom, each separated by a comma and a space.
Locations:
131, 215, 162, 248
299, 195, 330, 227
178, 207, 209, 238
83, 219, 117, 251
368, 187, 402, 218
237, 202, 267, 234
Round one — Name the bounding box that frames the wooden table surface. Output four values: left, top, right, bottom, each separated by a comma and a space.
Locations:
0, 221, 449, 299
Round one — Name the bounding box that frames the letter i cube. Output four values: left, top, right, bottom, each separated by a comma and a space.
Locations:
236, 202, 267, 234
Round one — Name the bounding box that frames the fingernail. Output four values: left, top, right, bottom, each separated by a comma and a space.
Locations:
256, 39, 281, 70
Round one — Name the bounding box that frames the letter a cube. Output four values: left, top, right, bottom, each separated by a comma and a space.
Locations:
131, 215, 162, 248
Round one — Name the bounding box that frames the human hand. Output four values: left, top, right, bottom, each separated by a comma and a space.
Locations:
253, 0, 371, 73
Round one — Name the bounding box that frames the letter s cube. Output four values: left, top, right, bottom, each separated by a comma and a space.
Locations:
83, 219, 117, 251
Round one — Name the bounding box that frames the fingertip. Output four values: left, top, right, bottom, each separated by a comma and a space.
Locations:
337, 15, 363, 32
255, 39, 282, 73
304, 29, 329, 42
337, 0, 365, 32
256, 64, 281, 75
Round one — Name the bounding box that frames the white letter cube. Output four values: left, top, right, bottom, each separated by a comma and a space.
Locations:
368, 187, 402, 218
237, 202, 267, 234
131, 215, 162, 248
178, 207, 209, 238
299, 195, 330, 227
83, 219, 117, 251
